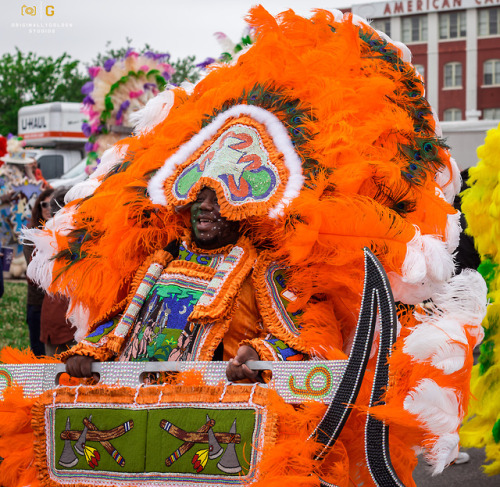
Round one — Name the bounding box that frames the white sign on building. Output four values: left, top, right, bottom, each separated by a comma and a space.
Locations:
353, 0, 499, 18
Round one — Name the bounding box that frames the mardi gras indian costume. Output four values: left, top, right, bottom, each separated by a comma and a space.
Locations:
0, 7, 487, 487
460, 123, 500, 476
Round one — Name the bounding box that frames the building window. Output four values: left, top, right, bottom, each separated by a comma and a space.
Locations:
443, 109, 462, 121
479, 7, 500, 36
444, 62, 462, 88
484, 59, 500, 86
371, 18, 391, 37
414, 64, 425, 79
402, 16, 428, 43
483, 108, 500, 120
439, 11, 466, 39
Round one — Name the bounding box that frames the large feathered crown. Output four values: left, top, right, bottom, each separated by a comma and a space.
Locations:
28, 7, 460, 320
25, 8, 486, 475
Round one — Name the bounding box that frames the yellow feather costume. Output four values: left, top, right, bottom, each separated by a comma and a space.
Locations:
460, 122, 500, 475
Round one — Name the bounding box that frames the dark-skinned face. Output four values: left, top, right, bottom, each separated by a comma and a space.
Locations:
190, 188, 240, 250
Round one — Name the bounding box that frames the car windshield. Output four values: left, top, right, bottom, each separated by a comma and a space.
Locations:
62, 158, 87, 179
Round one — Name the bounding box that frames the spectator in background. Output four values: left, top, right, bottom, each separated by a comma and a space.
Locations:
40, 186, 76, 356
0, 249, 3, 299
23, 187, 54, 356
0, 193, 19, 290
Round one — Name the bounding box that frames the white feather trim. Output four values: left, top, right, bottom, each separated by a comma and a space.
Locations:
130, 89, 175, 135
350, 14, 371, 29
404, 379, 461, 436
65, 178, 100, 203
421, 235, 454, 282
23, 206, 76, 291
390, 225, 458, 303
65, 144, 129, 203
445, 211, 461, 253
392, 41, 412, 63
403, 318, 468, 374
328, 9, 344, 22
429, 433, 460, 475
68, 302, 91, 342
421, 270, 487, 342
388, 273, 439, 304
403, 269, 486, 373
435, 156, 461, 204
148, 104, 304, 218
401, 231, 427, 283
180, 81, 195, 95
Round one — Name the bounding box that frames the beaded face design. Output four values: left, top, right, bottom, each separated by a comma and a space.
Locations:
175, 122, 280, 206
149, 105, 304, 221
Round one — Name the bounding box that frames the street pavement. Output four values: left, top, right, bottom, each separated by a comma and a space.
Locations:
413, 447, 498, 486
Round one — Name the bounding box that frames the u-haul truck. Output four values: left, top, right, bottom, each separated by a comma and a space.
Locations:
18, 102, 86, 180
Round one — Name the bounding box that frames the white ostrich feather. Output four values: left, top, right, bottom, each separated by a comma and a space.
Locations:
68, 302, 91, 342
130, 89, 175, 135
404, 379, 461, 436
428, 433, 461, 475
445, 211, 461, 253
23, 206, 76, 291
65, 144, 129, 203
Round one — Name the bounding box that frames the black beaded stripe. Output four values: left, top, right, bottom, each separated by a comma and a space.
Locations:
318, 476, 341, 487
364, 253, 406, 486
310, 248, 381, 460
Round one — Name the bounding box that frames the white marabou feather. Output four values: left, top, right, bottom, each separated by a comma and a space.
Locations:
403, 319, 468, 374
403, 379, 461, 437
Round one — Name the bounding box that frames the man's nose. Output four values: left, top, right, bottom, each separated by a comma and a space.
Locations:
199, 195, 215, 210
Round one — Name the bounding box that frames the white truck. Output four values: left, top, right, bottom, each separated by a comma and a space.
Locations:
18, 102, 87, 180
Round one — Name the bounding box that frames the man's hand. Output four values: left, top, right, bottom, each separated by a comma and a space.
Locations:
226, 345, 262, 382
65, 355, 96, 378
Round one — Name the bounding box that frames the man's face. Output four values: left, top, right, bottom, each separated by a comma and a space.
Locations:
190, 187, 239, 250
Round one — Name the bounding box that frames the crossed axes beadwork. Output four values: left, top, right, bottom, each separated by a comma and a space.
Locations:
160, 415, 242, 473
59, 416, 134, 468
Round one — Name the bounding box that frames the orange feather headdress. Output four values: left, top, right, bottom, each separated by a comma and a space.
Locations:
23, 6, 486, 479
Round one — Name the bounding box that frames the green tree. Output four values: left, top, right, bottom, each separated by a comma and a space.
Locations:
91, 40, 202, 86
171, 55, 201, 85
0, 49, 88, 135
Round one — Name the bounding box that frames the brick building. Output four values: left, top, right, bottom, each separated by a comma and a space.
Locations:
351, 0, 500, 123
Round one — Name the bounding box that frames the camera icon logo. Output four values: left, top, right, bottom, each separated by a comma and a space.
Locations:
21, 5, 36, 16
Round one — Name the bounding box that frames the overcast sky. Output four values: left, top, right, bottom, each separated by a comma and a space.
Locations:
2, 0, 373, 66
